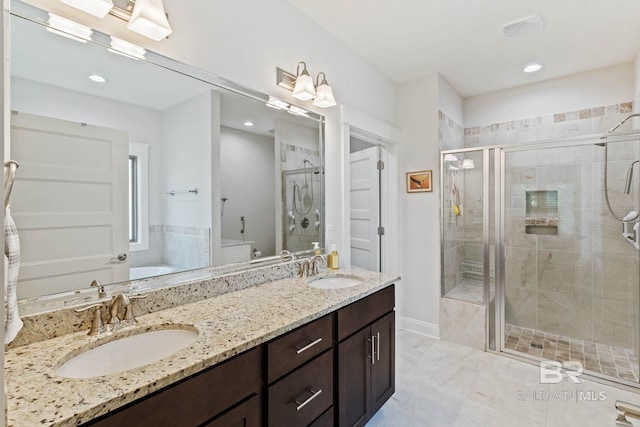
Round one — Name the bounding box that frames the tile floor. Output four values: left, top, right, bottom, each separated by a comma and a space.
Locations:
367, 330, 640, 426
505, 324, 639, 383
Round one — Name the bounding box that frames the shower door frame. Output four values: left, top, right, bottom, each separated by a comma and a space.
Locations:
440, 146, 494, 350
493, 132, 640, 387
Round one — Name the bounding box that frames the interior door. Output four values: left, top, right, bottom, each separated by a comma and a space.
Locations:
349, 146, 380, 271
10, 112, 129, 298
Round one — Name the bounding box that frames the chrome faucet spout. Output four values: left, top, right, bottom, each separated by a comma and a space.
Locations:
108, 293, 131, 328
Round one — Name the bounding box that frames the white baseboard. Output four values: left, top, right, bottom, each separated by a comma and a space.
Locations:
398, 316, 439, 339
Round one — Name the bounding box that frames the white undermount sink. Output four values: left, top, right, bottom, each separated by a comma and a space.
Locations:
308, 274, 364, 289
55, 327, 199, 379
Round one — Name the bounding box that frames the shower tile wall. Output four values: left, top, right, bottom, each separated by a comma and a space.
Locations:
129, 225, 210, 271
464, 101, 640, 350
439, 111, 466, 296
281, 143, 321, 252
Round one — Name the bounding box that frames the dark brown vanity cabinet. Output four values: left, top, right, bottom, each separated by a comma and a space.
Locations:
337, 286, 395, 427
267, 315, 334, 426
84, 347, 262, 427
80, 285, 395, 427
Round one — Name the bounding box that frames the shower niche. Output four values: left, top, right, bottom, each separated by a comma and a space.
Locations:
524, 190, 558, 235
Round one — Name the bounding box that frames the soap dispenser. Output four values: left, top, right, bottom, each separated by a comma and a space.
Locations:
312, 241, 322, 255
328, 244, 339, 269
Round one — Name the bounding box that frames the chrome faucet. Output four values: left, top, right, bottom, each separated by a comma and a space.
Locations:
298, 255, 326, 278
309, 254, 326, 276
108, 293, 148, 329
108, 293, 131, 328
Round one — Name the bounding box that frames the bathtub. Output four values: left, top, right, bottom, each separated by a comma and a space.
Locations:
129, 265, 175, 280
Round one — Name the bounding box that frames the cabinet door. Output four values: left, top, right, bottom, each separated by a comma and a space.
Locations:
370, 311, 395, 414
203, 395, 260, 427
338, 328, 371, 427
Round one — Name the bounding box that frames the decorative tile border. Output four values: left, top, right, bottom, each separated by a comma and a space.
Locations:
464, 102, 633, 135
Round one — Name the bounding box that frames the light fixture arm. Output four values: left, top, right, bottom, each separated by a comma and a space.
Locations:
296, 62, 310, 78
316, 72, 328, 87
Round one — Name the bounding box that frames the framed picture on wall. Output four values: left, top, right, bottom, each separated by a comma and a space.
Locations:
406, 170, 432, 193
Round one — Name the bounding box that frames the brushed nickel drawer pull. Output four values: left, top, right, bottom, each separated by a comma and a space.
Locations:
295, 389, 323, 411
370, 335, 376, 365
295, 337, 323, 354
376, 332, 381, 361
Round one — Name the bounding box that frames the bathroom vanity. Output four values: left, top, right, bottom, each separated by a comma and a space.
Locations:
5, 266, 398, 426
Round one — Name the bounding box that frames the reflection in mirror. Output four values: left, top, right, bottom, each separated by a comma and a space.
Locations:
10, 1, 324, 302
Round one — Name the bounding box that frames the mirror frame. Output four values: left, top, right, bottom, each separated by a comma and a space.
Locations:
10, 0, 325, 314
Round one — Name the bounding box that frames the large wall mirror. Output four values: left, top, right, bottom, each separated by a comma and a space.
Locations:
9, 1, 324, 302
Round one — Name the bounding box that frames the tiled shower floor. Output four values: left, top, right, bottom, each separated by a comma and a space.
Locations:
505, 324, 640, 383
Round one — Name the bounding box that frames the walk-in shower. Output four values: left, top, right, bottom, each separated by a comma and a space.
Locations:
441, 130, 640, 386
282, 160, 323, 253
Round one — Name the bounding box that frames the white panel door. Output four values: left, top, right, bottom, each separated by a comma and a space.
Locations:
349, 146, 379, 271
10, 112, 129, 298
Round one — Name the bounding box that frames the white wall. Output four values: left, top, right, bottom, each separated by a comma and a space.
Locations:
220, 126, 276, 256
397, 73, 441, 337
464, 63, 634, 127
162, 91, 214, 228
11, 77, 164, 224
438, 75, 464, 126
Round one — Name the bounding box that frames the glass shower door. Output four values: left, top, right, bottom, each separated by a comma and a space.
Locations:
500, 137, 640, 385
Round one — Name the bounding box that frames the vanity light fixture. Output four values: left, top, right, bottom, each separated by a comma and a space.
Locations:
266, 96, 290, 110
312, 72, 337, 108
443, 153, 458, 162
127, 0, 173, 41
60, 0, 173, 42
46, 13, 93, 43
462, 159, 475, 169
108, 36, 147, 60
291, 62, 316, 101
288, 105, 310, 117
61, 0, 114, 18
243, 121, 254, 127
276, 62, 338, 108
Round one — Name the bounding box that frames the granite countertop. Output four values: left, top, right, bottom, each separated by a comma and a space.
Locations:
5, 267, 399, 427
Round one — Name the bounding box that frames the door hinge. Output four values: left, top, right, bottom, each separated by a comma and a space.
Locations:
377, 226, 385, 236
377, 160, 385, 170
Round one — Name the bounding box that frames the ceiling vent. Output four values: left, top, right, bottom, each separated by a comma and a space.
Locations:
502, 14, 544, 38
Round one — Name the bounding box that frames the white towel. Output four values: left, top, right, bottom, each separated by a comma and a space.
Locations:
5, 208, 22, 343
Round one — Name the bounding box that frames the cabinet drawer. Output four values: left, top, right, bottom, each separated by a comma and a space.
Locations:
309, 407, 334, 427
86, 348, 262, 427
267, 314, 333, 383
337, 285, 394, 341
268, 350, 334, 426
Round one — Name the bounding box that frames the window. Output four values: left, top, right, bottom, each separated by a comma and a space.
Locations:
129, 142, 149, 252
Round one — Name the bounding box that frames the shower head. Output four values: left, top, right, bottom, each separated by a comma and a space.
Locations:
624, 160, 640, 195
609, 113, 640, 133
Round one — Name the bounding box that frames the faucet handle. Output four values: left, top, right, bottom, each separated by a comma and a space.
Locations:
74, 303, 106, 335
122, 294, 148, 325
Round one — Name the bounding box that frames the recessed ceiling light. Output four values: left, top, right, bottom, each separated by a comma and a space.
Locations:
524, 63, 543, 73
243, 121, 254, 127
88, 74, 107, 83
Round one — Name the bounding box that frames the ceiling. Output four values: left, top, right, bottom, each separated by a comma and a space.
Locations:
287, 0, 640, 97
